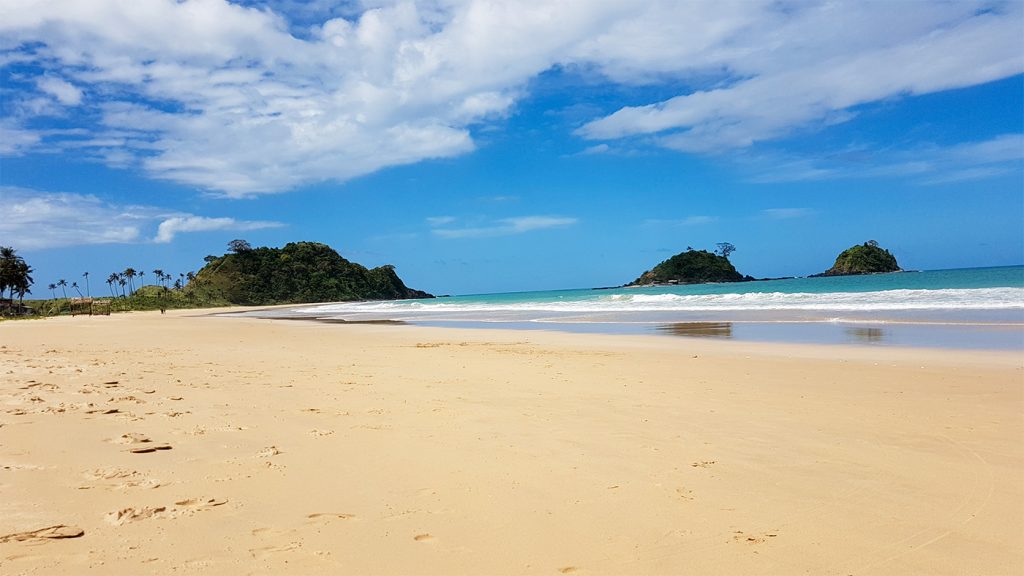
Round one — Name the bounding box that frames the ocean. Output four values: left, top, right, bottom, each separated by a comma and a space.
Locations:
276, 266, 1024, 349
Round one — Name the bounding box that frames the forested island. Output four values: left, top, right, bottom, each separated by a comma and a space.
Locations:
190, 240, 433, 305
813, 241, 901, 276
627, 244, 752, 286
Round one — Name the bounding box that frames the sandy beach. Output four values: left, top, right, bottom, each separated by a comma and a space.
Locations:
1, 310, 1021, 575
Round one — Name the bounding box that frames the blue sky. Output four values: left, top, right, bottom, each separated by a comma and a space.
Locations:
1, 0, 1022, 295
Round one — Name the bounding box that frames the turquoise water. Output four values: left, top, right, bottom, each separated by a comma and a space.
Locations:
272, 266, 1024, 348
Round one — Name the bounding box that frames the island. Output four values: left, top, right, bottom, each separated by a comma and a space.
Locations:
813, 240, 901, 276
189, 240, 433, 305
627, 246, 750, 286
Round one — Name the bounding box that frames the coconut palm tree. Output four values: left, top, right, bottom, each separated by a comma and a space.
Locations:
82, 271, 90, 297
153, 269, 164, 288
57, 279, 68, 299
118, 277, 127, 297
123, 268, 137, 295
106, 273, 117, 297
0, 246, 25, 301
138, 270, 145, 289
48, 283, 56, 299
12, 261, 32, 306
71, 281, 83, 297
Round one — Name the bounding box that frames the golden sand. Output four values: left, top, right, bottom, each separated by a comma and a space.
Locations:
1, 310, 1021, 574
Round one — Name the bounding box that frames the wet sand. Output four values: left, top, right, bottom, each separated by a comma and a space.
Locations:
1, 310, 1021, 574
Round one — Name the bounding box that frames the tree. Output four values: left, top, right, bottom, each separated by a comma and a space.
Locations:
48, 283, 57, 299
57, 279, 68, 299
123, 268, 137, 295
71, 281, 83, 297
118, 277, 127, 297
106, 274, 118, 297
138, 270, 145, 288
228, 239, 252, 253
153, 269, 164, 288
82, 271, 90, 297
0, 247, 32, 303
12, 260, 32, 305
715, 242, 736, 259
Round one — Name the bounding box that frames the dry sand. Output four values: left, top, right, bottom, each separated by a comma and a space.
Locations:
1, 310, 1021, 575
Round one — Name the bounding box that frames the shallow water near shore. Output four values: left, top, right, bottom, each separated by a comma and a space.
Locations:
241, 266, 1024, 350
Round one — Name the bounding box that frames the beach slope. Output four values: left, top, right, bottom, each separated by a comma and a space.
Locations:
1, 312, 1021, 574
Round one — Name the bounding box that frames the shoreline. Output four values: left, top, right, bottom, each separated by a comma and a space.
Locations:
226, 305, 1024, 351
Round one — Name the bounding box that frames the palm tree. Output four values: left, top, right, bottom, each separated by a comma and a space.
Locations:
57, 279, 68, 299
82, 271, 90, 297
123, 268, 137, 295
12, 261, 32, 306
0, 246, 27, 301
71, 281, 83, 298
153, 269, 164, 288
118, 277, 127, 298
138, 270, 145, 289
48, 283, 56, 299
106, 273, 118, 298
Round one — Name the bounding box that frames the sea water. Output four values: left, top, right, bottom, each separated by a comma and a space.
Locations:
284, 266, 1024, 349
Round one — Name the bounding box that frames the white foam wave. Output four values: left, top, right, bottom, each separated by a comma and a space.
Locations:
296, 287, 1024, 316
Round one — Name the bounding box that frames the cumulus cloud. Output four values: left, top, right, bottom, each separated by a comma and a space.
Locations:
0, 186, 283, 249
432, 215, 577, 238
0, 1, 1020, 195
153, 216, 283, 243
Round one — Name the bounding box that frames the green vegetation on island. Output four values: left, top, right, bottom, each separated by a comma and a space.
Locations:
1, 240, 431, 318
815, 240, 901, 276
189, 240, 432, 305
628, 243, 749, 286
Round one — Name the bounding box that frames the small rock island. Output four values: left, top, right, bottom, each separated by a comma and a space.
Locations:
627, 245, 749, 286
815, 240, 901, 276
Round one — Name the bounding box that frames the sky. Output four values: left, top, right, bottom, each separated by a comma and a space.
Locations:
1, 0, 1022, 296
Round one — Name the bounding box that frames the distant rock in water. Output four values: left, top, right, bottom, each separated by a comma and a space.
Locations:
190, 241, 432, 305
816, 241, 901, 276
628, 249, 748, 286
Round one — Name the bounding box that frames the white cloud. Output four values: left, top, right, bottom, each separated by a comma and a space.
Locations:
36, 76, 82, 105
644, 215, 717, 227
745, 134, 1023, 184
425, 215, 457, 226
577, 3, 1024, 151
432, 215, 577, 238
0, 186, 283, 249
0, 1, 1020, 195
153, 216, 283, 243
762, 208, 812, 219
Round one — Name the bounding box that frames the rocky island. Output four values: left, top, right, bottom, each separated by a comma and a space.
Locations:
627, 245, 750, 286
190, 241, 432, 305
814, 240, 901, 277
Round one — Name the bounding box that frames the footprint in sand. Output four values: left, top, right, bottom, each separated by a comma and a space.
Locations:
82, 468, 163, 490
174, 497, 228, 510
0, 525, 84, 543
127, 444, 173, 454
307, 513, 356, 521
731, 530, 778, 544
106, 506, 167, 525
257, 446, 282, 457
110, 433, 151, 445
413, 533, 434, 542
691, 460, 716, 468
558, 566, 579, 574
